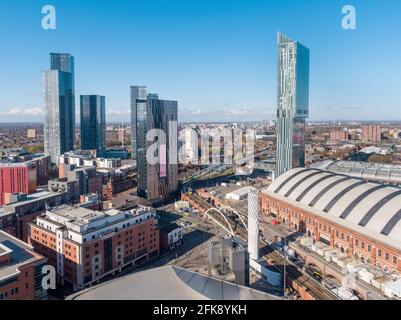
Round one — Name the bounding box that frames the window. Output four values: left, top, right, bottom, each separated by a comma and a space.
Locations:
393, 256, 397, 265
361, 242, 365, 249
386, 253, 390, 260
378, 249, 382, 257
355, 239, 358, 246
368, 245, 371, 252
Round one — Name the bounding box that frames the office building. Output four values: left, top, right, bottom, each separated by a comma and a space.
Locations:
80, 95, 106, 156
133, 86, 178, 202
28, 205, 159, 291
276, 33, 310, 177
43, 53, 76, 163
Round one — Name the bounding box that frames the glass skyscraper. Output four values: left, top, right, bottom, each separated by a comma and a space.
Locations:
276, 32, 310, 177
80, 95, 106, 156
130, 86, 147, 160
44, 53, 76, 163
132, 86, 178, 202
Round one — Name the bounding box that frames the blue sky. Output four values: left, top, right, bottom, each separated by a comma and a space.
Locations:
0, 0, 400, 122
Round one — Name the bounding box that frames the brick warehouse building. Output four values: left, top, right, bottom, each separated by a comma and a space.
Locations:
260, 168, 401, 274
0, 162, 37, 206
28, 205, 159, 291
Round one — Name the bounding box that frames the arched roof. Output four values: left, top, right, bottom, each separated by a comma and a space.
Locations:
264, 168, 401, 250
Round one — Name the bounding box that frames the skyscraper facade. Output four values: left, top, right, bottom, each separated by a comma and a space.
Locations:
133, 86, 178, 202
44, 53, 76, 163
130, 86, 147, 160
276, 33, 310, 177
80, 95, 106, 156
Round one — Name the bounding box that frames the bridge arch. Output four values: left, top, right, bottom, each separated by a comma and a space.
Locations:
220, 206, 248, 231
205, 207, 235, 236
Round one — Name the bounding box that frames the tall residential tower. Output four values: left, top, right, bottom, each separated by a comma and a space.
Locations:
80, 95, 106, 156
276, 33, 310, 177
43, 53, 76, 163
132, 86, 178, 202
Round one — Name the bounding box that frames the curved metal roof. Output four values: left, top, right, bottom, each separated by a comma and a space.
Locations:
265, 168, 401, 250
66, 265, 279, 300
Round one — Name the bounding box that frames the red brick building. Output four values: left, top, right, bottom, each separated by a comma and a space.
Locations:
362, 125, 382, 143
0, 162, 37, 206
0, 231, 47, 300
260, 168, 401, 274
28, 205, 159, 291
330, 130, 349, 141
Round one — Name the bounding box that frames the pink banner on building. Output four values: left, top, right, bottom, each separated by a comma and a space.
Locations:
160, 144, 167, 178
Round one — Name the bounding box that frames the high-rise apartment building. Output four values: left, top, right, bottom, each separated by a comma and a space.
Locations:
362, 125, 382, 143
44, 53, 76, 163
80, 95, 106, 156
130, 86, 147, 160
132, 86, 178, 202
276, 33, 310, 177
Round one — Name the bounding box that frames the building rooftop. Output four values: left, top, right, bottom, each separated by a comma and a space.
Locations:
0, 231, 45, 281
40, 205, 156, 234
160, 223, 182, 233
67, 265, 280, 300
263, 168, 401, 251
226, 186, 255, 199
311, 160, 401, 184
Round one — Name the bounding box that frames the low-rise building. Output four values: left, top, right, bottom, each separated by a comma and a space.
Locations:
28, 205, 159, 291
0, 162, 37, 206
160, 223, 183, 250
0, 230, 47, 300
0, 189, 68, 241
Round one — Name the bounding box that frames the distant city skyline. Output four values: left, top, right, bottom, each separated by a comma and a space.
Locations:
1, 0, 401, 122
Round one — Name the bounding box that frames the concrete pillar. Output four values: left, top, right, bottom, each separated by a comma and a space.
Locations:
248, 188, 259, 261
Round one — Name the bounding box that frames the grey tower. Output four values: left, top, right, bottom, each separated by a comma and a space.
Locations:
130, 86, 147, 160
276, 33, 310, 177
44, 53, 76, 163
133, 87, 178, 202
80, 95, 106, 156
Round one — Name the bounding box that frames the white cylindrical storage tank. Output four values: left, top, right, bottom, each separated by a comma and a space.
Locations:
248, 187, 259, 260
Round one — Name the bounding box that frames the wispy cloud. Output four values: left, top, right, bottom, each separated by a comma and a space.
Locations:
0, 107, 44, 116
179, 107, 274, 122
